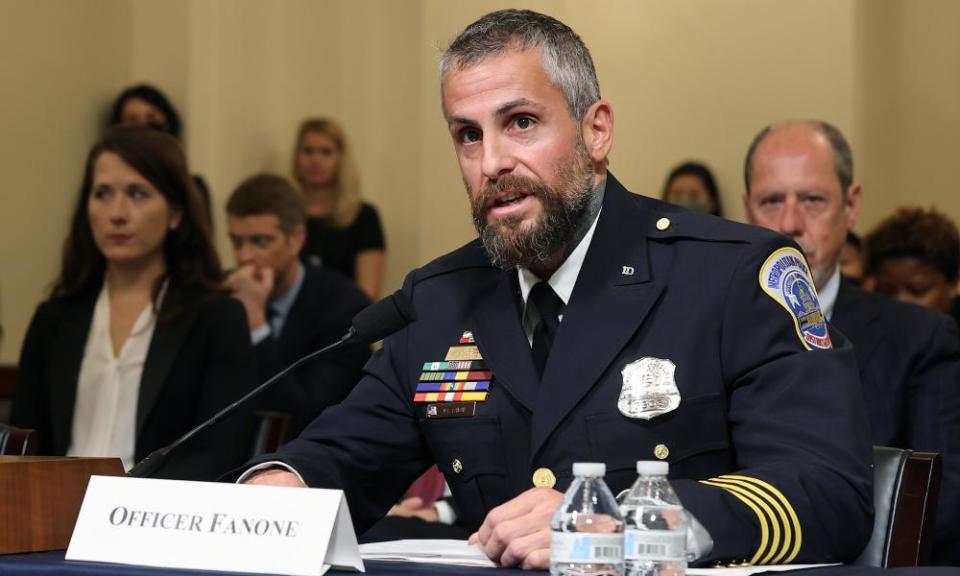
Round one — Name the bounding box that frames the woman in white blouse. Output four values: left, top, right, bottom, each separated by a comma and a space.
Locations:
12, 127, 256, 480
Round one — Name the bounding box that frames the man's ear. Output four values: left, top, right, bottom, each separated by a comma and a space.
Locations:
845, 183, 862, 230
581, 99, 614, 166
743, 192, 756, 224
290, 224, 307, 256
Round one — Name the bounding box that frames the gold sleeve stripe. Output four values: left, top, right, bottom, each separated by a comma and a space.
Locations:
701, 479, 771, 565
710, 478, 792, 566
719, 475, 802, 564
710, 476, 791, 565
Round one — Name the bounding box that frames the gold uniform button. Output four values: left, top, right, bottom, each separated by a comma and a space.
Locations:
532, 467, 557, 488
452, 458, 463, 474
656, 217, 671, 231
654, 444, 670, 460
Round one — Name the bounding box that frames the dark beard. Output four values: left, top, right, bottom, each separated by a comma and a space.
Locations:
470, 144, 597, 271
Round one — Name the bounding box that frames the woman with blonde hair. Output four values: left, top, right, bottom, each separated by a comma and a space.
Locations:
292, 118, 385, 300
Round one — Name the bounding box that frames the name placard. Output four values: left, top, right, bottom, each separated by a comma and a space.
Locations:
66, 476, 364, 576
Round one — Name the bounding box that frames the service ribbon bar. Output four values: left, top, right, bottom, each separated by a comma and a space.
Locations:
421, 360, 487, 371
419, 371, 493, 382
414, 391, 488, 403
416, 381, 491, 393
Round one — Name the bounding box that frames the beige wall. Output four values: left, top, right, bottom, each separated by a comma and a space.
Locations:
0, 0, 132, 362
1, 0, 958, 363
856, 0, 960, 232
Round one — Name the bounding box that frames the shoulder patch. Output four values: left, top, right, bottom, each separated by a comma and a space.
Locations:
759, 247, 832, 350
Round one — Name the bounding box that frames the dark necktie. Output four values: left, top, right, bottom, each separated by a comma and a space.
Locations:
267, 304, 281, 338
530, 282, 565, 379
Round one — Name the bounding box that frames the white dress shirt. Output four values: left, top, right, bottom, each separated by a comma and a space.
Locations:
818, 266, 842, 321
67, 283, 159, 471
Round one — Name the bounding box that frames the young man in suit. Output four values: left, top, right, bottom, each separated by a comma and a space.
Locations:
239, 10, 874, 568
225, 174, 371, 435
744, 120, 960, 564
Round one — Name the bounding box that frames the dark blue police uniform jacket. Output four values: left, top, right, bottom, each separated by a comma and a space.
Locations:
248, 174, 873, 566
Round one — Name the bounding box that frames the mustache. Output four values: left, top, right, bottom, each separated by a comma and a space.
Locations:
473, 174, 548, 215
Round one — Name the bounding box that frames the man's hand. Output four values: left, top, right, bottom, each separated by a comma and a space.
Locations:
387, 496, 440, 522
468, 487, 563, 570
225, 265, 274, 330
243, 469, 305, 488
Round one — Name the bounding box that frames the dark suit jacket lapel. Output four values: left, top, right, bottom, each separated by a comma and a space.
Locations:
531, 175, 664, 459
472, 271, 538, 412
830, 278, 881, 365
49, 292, 97, 454
137, 291, 201, 436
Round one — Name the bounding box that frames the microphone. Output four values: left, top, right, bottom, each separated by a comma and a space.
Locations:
127, 289, 417, 478
348, 287, 417, 344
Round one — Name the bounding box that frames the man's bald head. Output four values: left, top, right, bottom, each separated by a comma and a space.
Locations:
743, 121, 861, 289
745, 120, 854, 200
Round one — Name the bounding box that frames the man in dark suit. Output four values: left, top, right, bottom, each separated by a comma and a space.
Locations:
225, 174, 370, 435
240, 9, 874, 569
744, 120, 960, 564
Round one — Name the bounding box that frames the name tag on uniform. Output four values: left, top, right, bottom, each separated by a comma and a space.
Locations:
425, 401, 477, 419
67, 476, 363, 576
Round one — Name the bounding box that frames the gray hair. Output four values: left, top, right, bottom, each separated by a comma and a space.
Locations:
744, 120, 855, 198
440, 9, 600, 120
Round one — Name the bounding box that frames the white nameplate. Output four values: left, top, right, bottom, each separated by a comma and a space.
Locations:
66, 476, 364, 576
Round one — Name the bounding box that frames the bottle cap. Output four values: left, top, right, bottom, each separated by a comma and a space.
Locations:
572, 462, 606, 477
636, 461, 669, 475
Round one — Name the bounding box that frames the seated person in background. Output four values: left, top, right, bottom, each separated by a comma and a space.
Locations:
110, 84, 182, 137
109, 83, 213, 231
292, 118, 385, 300
744, 120, 960, 565
840, 231, 864, 284
661, 161, 724, 217
863, 207, 960, 324
224, 174, 371, 436
12, 127, 256, 480
241, 9, 874, 569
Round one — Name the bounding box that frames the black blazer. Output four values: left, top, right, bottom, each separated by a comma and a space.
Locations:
12, 281, 258, 481
831, 278, 960, 564
255, 264, 371, 434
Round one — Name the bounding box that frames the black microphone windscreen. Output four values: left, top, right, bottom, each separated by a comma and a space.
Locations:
350, 289, 417, 344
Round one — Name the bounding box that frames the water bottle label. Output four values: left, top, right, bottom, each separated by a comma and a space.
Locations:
624, 529, 685, 561
551, 532, 624, 563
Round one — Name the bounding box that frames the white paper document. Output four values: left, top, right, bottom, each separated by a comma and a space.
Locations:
689, 564, 840, 575
360, 539, 496, 567
360, 539, 837, 574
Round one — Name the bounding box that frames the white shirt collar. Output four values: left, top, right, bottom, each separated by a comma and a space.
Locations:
517, 208, 601, 309
818, 265, 841, 321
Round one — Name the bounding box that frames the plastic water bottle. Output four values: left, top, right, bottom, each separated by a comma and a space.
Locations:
619, 461, 687, 576
550, 462, 625, 576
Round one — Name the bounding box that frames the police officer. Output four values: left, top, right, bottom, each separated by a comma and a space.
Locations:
241, 9, 873, 569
